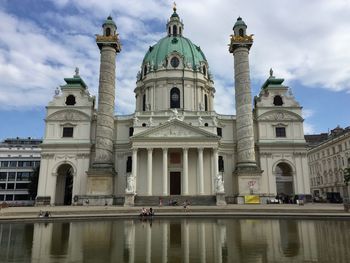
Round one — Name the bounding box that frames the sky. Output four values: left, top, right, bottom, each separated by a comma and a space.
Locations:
0, 0, 350, 140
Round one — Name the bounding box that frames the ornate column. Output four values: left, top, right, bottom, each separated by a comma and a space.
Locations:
87, 16, 121, 200
162, 148, 168, 195
213, 148, 219, 180
147, 148, 153, 195
183, 148, 189, 195
198, 148, 204, 194
229, 17, 261, 197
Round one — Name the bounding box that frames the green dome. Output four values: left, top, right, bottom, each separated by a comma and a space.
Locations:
142, 36, 207, 70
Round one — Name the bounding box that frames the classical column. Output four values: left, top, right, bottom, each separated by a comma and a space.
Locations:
87, 16, 121, 198
183, 148, 189, 195
213, 148, 219, 177
198, 148, 204, 194
94, 17, 121, 168
162, 148, 168, 195
147, 148, 153, 195
132, 148, 138, 188
229, 17, 257, 170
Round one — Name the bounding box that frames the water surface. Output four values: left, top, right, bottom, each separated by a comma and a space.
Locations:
0, 218, 349, 263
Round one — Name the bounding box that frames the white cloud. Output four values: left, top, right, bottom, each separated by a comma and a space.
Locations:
1, 0, 350, 127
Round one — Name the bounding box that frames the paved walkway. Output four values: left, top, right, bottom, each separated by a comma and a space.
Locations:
0, 203, 349, 221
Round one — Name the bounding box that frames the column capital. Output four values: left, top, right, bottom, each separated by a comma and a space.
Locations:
182, 147, 189, 152
147, 147, 153, 152
197, 147, 204, 152
132, 148, 138, 152
162, 147, 168, 152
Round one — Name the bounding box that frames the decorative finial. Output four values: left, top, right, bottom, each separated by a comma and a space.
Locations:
75, 67, 79, 77
269, 68, 273, 78
173, 1, 177, 12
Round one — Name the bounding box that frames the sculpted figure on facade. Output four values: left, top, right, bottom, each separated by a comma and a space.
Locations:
216, 173, 225, 193
126, 174, 136, 193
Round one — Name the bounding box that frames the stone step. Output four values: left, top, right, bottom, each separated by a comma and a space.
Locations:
134, 195, 216, 206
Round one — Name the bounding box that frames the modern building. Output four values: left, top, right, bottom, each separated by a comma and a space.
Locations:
37, 7, 310, 206
0, 137, 41, 205
306, 126, 350, 200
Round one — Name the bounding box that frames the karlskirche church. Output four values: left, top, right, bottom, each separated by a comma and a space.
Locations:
36, 7, 310, 206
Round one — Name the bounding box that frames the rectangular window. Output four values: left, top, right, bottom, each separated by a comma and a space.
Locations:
275, 127, 286, 137
5, 195, 13, 201
0, 172, 7, 181
126, 156, 132, 173
8, 172, 16, 181
0, 161, 9, 168
63, 127, 74, 138
15, 183, 28, 190
14, 195, 29, 201
23, 161, 32, 167
217, 127, 222, 137
0, 183, 6, 189
0, 195, 4, 201
17, 172, 30, 181
7, 183, 15, 190
218, 156, 224, 172
129, 127, 134, 137
9, 161, 17, 167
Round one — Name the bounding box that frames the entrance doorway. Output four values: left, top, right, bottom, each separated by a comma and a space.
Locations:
275, 162, 294, 196
170, 172, 181, 195
55, 164, 73, 205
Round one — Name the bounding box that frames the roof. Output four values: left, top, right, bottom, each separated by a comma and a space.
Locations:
142, 36, 207, 70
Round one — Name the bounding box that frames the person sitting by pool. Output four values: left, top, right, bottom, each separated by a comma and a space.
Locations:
148, 207, 154, 216
44, 211, 50, 218
140, 207, 147, 216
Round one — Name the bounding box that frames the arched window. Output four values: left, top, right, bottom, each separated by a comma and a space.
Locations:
143, 65, 147, 76
239, 28, 244, 37
142, 94, 146, 111
203, 66, 207, 76
168, 27, 171, 35
170, 87, 180, 108
106, 28, 111, 36
204, 94, 208, 111
179, 27, 182, 35
218, 156, 224, 172
173, 25, 177, 36
65, 95, 76, 106
273, 95, 283, 106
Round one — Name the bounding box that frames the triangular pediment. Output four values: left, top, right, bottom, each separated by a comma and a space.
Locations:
132, 119, 219, 140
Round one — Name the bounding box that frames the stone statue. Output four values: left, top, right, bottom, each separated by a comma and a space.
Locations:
148, 116, 153, 126
269, 68, 273, 78
215, 173, 224, 193
126, 174, 135, 193
198, 116, 203, 126
54, 87, 60, 96
171, 108, 179, 118
212, 116, 218, 126
75, 67, 80, 77
133, 116, 139, 126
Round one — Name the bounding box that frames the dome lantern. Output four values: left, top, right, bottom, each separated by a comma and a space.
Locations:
166, 2, 184, 37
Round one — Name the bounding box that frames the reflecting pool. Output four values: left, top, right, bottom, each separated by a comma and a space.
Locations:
0, 218, 349, 263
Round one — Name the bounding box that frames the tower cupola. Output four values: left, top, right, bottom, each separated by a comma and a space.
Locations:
102, 15, 117, 37
233, 17, 247, 37
166, 3, 184, 37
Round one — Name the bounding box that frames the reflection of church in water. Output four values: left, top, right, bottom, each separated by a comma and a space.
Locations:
36, 6, 310, 206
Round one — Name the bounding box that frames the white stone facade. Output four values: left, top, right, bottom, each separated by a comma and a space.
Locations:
36, 12, 310, 205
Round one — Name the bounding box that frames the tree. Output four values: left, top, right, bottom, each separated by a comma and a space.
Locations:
28, 166, 40, 200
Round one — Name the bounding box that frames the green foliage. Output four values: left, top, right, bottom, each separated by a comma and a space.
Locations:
344, 167, 350, 186
28, 166, 40, 200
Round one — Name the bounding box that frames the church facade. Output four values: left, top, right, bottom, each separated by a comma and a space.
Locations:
36, 8, 310, 206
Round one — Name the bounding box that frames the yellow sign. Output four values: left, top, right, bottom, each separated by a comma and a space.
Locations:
244, 195, 260, 204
